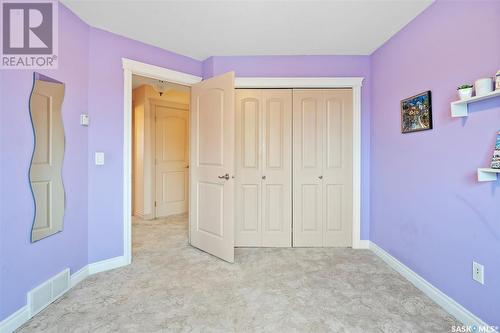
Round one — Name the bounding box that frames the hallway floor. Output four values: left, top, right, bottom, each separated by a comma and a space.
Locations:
18, 214, 458, 332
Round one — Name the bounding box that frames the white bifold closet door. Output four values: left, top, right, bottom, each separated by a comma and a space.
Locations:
293, 89, 353, 247
235, 89, 292, 247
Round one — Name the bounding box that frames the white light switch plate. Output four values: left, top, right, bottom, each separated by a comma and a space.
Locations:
472, 261, 484, 285
95, 152, 105, 166
80, 114, 89, 126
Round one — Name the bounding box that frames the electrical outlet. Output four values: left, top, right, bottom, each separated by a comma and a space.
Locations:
472, 261, 484, 285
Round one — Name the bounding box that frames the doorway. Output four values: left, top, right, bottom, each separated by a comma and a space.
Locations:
131, 75, 190, 220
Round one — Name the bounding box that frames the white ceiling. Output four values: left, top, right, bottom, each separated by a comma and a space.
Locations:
62, 0, 433, 60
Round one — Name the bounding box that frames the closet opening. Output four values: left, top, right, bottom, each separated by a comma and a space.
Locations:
234, 88, 354, 248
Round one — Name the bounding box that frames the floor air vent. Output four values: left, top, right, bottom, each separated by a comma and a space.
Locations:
27, 269, 70, 316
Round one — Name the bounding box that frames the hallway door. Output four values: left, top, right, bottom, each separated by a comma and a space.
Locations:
155, 106, 189, 218
190, 72, 235, 263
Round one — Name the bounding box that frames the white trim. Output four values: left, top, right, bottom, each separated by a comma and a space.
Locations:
357, 240, 370, 249
0, 256, 127, 333
234, 77, 364, 88
122, 58, 202, 265
370, 241, 498, 332
0, 306, 30, 333
351, 84, 362, 249
122, 59, 202, 85
70, 265, 89, 288
123, 67, 133, 265
88, 255, 128, 275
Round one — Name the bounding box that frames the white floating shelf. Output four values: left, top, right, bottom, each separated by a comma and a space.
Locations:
451, 89, 500, 117
477, 168, 500, 182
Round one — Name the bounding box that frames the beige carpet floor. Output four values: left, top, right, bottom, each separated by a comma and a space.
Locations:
18, 214, 458, 332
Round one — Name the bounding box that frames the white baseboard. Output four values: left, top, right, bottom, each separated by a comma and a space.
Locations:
88, 255, 128, 275
0, 306, 29, 333
357, 240, 370, 249
70, 265, 89, 288
369, 241, 497, 332
0, 256, 128, 333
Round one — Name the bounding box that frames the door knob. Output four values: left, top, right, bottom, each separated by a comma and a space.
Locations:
218, 173, 230, 180
262, 175, 266, 180
318, 175, 323, 179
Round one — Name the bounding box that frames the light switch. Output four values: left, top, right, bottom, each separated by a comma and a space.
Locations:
80, 114, 89, 126
95, 152, 105, 166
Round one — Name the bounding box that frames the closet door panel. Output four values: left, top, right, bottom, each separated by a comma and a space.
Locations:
235, 90, 262, 246
323, 89, 353, 247
293, 90, 324, 247
262, 90, 292, 247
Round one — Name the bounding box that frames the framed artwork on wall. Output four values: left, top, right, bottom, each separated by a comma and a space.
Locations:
401, 91, 433, 133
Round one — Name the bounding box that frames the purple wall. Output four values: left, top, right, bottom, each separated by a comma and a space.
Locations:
86, 28, 202, 263
370, 0, 500, 327
0, 6, 90, 319
204, 55, 371, 239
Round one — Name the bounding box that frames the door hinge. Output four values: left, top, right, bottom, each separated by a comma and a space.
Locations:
154, 201, 157, 207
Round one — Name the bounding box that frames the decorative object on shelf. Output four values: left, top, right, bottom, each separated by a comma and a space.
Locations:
491, 130, 500, 169
475, 77, 493, 96
457, 84, 473, 100
496, 70, 500, 90
401, 90, 432, 133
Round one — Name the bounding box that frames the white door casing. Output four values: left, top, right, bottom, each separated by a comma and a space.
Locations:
189, 71, 235, 262
293, 89, 353, 247
155, 105, 189, 217
235, 89, 292, 247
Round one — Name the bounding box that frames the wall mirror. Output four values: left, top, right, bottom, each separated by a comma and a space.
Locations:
29, 73, 66, 242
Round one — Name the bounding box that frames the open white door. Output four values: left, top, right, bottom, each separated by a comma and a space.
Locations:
190, 71, 235, 262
